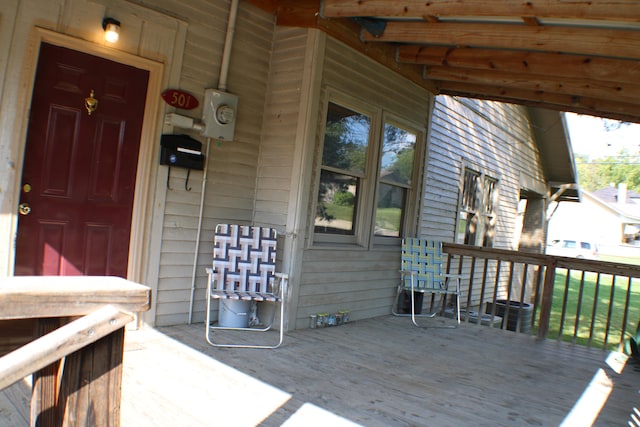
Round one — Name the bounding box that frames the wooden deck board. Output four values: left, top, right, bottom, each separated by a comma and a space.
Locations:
2, 315, 638, 426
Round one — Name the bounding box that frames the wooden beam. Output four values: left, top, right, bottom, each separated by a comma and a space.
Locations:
0, 276, 151, 319
321, 0, 640, 22
0, 306, 132, 391
362, 22, 640, 60
424, 65, 640, 105
436, 81, 640, 124
318, 17, 437, 92
397, 46, 640, 85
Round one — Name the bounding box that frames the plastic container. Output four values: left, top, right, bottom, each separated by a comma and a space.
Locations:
218, 299, 250, 328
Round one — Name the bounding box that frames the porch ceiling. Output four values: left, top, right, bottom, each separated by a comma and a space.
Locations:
248, 0, 640, 124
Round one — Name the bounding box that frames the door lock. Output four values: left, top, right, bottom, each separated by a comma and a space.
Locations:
18, 203, 31, 216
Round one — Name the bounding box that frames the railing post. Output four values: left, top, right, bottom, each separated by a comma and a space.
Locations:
537, 258, 557, 339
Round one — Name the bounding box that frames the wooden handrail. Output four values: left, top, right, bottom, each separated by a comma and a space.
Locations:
0, 276, 151, 426
0, 305, 132, 391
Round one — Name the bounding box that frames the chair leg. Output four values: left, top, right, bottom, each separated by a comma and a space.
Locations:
205, 276, 286, 349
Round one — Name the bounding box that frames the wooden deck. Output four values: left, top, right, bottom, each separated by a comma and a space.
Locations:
2, 315, 639, 426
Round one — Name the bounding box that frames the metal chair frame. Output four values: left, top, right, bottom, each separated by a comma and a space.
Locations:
205, 224, 288, 349
392, 238, 461, 328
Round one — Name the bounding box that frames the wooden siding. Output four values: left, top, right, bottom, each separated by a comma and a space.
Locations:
253, 27, 309, 230
421, 96, 546, 245
296, 36, 431, 329
155, 1, 276, 326
423, 97, 549, 310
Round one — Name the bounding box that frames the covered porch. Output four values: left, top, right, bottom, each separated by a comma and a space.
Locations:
3, 316, 636, 426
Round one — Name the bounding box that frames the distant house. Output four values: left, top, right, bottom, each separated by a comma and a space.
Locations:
547, 183, 640, 247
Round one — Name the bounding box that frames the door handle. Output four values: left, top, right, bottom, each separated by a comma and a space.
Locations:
18, 203, 31, 216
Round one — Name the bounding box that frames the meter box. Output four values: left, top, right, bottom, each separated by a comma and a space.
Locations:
202, 88, 238, 141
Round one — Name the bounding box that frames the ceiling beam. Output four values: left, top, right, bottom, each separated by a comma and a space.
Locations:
321, 0, 640, 22
424, 66, 640, 105
362, 22, 640, 60
246, 0, 437, 93
437, 81, 640, 123
397, 46, 640, 85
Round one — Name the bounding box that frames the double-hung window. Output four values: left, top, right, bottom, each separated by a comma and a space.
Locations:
314, 96, 421, 246
456, 166, 499, 247
375, 122, 417, 238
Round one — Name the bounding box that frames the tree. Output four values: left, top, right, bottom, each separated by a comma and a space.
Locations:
576, 150, 640, 192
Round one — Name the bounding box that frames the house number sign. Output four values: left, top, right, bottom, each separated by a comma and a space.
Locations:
161, 89, 199, 110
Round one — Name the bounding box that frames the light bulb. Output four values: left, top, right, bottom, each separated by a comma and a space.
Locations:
105, 23, 119, 43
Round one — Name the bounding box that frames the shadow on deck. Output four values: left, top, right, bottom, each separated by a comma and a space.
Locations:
3, 315, 639, 426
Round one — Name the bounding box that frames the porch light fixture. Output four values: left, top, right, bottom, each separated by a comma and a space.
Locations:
102, 17, 120, 43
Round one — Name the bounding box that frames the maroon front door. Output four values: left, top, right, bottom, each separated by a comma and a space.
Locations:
14, 43, 149, 277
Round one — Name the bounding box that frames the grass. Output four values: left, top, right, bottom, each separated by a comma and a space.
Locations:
547, 265, 640, 350
319, 203, 401, 233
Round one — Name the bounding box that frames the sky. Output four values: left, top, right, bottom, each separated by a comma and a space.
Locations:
564, 112, 640, 159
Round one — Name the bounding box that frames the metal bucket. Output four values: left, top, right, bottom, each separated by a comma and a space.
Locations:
218, 299, 250, 328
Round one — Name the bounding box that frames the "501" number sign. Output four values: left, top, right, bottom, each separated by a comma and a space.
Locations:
161, 89, 199, 110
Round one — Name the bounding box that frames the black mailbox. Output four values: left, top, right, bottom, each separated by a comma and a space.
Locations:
160, 134, 204, 170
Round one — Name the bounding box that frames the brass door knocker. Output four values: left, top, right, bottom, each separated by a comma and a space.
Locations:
85, 90, 98, 115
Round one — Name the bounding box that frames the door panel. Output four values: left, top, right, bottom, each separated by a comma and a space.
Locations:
15, 42, 149, 277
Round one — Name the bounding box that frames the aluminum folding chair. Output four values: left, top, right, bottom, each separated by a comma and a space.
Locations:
205, 224, 288, 348
392, 238, 461, 327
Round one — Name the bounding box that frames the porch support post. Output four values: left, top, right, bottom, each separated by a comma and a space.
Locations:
537, 258, 557, 339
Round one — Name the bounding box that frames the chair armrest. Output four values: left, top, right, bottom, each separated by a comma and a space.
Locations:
274, 273, 289, 298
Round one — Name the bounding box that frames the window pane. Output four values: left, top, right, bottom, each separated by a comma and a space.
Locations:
375, 183, 405, 237
380, 123, 416, 186
315, 169, 358, 235
462, 169, 480, 211
321, 102, 370, 174
484, 177, 497, 215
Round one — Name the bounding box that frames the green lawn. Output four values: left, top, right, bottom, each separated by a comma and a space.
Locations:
320, 203, 401, 233
320, 203, 354, 222
547, 265, 640, 350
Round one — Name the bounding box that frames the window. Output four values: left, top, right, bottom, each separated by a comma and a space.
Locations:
456, 167, 498, 247
314, 98, 421, 245
315, 102, 371, 237
375, 123, 417, 237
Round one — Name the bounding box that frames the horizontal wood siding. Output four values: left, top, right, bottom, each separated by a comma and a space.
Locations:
424, 97, 548, 310
296, 37, 431, 329
155, 1, 275, 326
253, 27, 309, 229
421, 96, 546, 246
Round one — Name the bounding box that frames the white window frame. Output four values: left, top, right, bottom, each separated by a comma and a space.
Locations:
372, 113, 423, 245
311, 90, 424, 248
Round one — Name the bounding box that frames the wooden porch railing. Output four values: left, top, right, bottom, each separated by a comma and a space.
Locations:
0, 276, 151, 427
442, 243, 640, 350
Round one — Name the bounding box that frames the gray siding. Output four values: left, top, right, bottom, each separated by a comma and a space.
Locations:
155, 2, 275, 326
296, 36, 431, 329
253, 27, 309, 230
421, 96, 546, 246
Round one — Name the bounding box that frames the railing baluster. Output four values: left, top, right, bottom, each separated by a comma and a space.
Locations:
559, 269, 571, 341
490, 260, 502, 326
621, 277, 633, 347
603, 275, 616, 349
537, 258, 556, 339
588, 273, 602, 348
465, 256, 476, 324
519, 264, 529, 332
531, 264, 544, 332
574, 271, 586, 345
504, 261, 515, 331
479, 258, 489, 327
